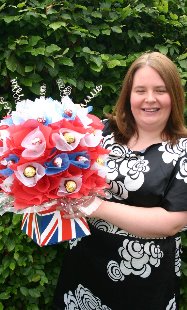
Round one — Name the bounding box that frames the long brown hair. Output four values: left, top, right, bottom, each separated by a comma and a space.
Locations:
110, 52, 187, 145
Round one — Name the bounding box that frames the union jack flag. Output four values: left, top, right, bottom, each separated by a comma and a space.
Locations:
21, 208, 90, 246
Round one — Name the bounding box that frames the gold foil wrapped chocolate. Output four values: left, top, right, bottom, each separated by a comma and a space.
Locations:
65, 180, 77, 193
63, 132, 75, 144
96, 157, 104, 165
23, 166, 36, 178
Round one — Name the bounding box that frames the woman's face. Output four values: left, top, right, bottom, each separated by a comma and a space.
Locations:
130, 66, 171, 133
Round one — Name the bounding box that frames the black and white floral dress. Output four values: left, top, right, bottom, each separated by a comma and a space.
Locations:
53, 122, 187, 310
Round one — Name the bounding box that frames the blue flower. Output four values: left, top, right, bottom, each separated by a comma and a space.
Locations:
0, 154, 19, 176
45, 153, 70, 175
68, 152, 90, 169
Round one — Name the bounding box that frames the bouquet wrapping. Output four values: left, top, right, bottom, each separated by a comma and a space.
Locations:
0, 84, 108, 246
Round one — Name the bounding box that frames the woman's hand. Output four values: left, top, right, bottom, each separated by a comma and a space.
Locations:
60, 196, 103, 219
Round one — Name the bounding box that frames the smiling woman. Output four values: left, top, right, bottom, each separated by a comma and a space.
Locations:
53, 52, 187, 310
130, 66, 171, 141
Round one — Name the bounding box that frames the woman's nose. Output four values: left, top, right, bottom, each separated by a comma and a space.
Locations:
145, 92, 156, 103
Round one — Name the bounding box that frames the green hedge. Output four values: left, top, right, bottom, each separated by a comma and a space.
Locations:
0, 0, 187, 308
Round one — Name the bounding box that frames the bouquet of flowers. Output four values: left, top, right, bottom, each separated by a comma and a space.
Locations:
0, 80, 108, 246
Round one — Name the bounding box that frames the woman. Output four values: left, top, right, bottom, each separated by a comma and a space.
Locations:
53, 52, 187, 310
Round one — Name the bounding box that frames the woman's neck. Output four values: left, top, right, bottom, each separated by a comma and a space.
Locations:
128, 130, 164, 151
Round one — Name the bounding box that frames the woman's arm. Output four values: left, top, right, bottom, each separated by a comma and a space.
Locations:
89, 200, 187, 238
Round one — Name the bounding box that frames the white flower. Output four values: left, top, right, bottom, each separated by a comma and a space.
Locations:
52, 129, 85, 151
175, 237, 181, 277
106, 180, 128, 200
14, 162, 45, 187
0, 175, 14, 192
57, 176, 82, 196
107, 260, 125, 281
91, 154, 108, 178
64, 284, 111, 310
10, 98, 63, 125
107, 239, 163, 281
64, 291, 79, 310
69, 238, 82, 249
119, 155, 150, 191
159, 139, 187, 165
0, 129, 9, 156
21, 127, 46, 158
61, 96, 93, 127
176, 157, 187, 183
166, 295, 176, 310
80, 129, 103, 147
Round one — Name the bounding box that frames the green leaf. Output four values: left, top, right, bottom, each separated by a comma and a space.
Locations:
155, 45, 168, 55
31, 47, 45, 56
45, 58, 55, 68
5, 54, 17, 72
106, 59, 121, 68
90, 63, 103, 72
20, 287, 28, 297
0, 4, 6, 12
46, 44, 61, 54
31, 274, 41, 282
59, 57, 74, 66
178, 60, 187, 69
102, 29, 111, 35
3, 16, 20, 23
17, 2, 26, 9
65, 78, 77, 87
28, 288, 41, 298
170, 13, 178, 20
9, 262, 16, 270
7, 240, 15, 252
20, 78, 33, 87
111, 26, 122, 33
12, 214, 22, 225
25, 66, 34, 73
29, 84, 40, 95
49, 21, 66, 30
178, 53, 187, 60
90, 56, 102, 67
0, 292, 10, 300
91, 12, 102, 18
103, 105, 113, 114
82, 47, 95, 54
62, 48, 69, 55
0, 301, 4, 310
29, 36, 42, 47
101, 54, 110, 61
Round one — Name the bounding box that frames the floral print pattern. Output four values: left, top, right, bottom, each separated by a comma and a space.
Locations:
176, 157, 187, 183
54, 129, 187, 310
107, 239, 163, 281
158, 138, 187, 165
103, 134, 150, 200
166, 295, 176, 310
175, 237, 181, 277
69, 238, 82, 249
64, 284, 111, 310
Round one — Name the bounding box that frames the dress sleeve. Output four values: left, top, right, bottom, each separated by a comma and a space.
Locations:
161, 153, 187, 212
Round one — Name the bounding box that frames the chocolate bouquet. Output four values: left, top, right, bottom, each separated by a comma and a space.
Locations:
0, 80, 108, 246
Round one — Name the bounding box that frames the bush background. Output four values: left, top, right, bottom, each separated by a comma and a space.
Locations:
0, 0, 187, 309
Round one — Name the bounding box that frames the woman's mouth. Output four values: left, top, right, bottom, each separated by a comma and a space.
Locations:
142, 108, 160, 112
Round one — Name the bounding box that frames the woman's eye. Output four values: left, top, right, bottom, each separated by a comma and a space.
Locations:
156, 89, 167, 93
136, 90, 145, 93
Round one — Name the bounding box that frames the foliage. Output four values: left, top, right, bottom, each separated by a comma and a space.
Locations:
0, 0, 187, 308
0, 213, 65, 309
